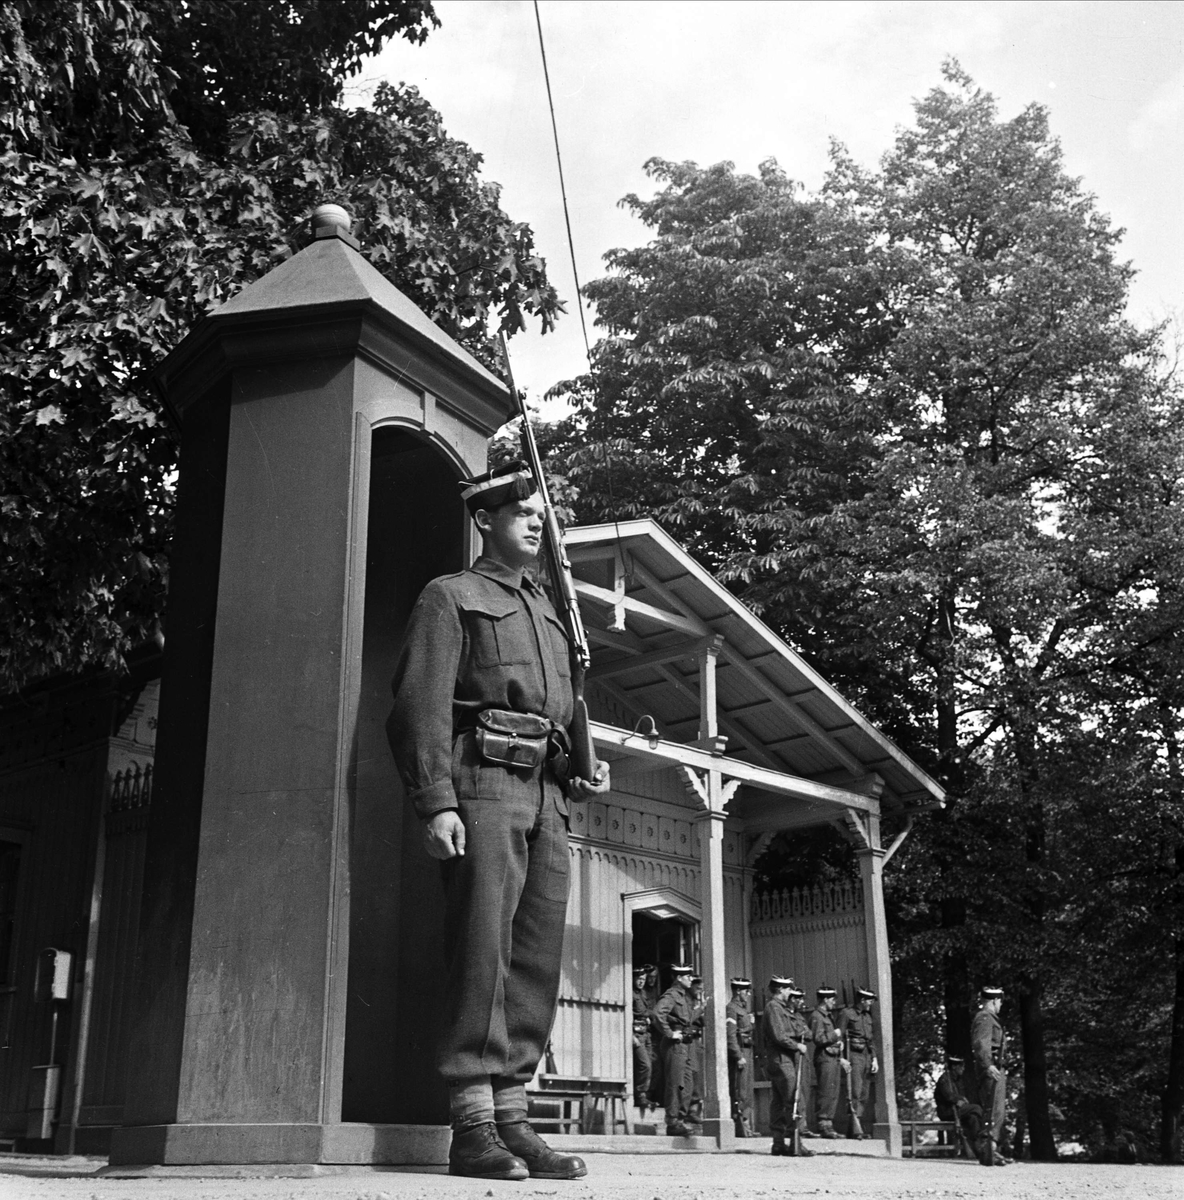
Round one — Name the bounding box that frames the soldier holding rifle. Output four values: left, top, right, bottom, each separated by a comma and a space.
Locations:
761, 976, 814, 1157
837, 986, 879, 1138
810, 984, 848, 1138
388, 340, 610, 1181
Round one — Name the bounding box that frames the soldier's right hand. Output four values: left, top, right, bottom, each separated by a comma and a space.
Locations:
670, 1031, 683, 1041
425, 810, 467, 859
988, 1065, 1003, 1082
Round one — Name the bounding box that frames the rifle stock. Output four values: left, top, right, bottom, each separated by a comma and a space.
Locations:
498, 335, 598, 784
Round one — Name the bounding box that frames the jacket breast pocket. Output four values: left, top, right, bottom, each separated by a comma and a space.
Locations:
461, 596, 532, 667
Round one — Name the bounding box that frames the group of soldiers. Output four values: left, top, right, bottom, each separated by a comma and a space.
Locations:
933, 986, 1011, 1167
632, 966, 880, 1153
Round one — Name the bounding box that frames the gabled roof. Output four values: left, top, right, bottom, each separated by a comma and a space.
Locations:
154, 232, 511, 423
568, 519, 944, 810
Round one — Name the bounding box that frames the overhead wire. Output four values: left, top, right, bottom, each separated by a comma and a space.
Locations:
532, 0, 628, 570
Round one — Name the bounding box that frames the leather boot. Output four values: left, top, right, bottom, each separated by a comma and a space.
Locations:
448, 1123, 529, 1180
497, 1120, 587, 1180
771, 1135, 788, 1156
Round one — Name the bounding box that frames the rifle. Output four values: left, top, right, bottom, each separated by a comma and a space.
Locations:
498, 334, 598, 784
790, 1047, 803, 1156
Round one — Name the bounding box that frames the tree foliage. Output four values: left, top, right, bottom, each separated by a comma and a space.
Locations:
0, 0, 562, 688
550, 62, 1184, 1158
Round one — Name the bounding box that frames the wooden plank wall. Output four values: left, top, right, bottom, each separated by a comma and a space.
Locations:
554, 776, 749, 1082
749, 882, 869, 999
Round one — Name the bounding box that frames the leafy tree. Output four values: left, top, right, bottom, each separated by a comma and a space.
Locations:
550, 62, 1184, 1157
0, 0, 561, 689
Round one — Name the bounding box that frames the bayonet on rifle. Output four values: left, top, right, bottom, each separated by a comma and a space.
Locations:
498, 334, 598, 785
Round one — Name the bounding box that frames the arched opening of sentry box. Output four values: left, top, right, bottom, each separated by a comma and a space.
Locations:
343, 426, 468, 1125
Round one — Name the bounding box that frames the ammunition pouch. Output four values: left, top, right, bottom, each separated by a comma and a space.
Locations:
476, 709, 552, 770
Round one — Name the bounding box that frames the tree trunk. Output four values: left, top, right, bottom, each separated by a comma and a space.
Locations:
1019, 984, 1057, 1160
1014, 720, 1057, 1160
1162, 928, 1184, 1162
1160, 711, 1184, 1163
935, 588, 971, 1057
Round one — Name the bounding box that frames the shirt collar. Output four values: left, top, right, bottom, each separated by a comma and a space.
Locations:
470, 555, 543, 594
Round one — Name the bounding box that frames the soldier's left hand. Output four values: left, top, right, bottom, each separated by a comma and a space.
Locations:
569, 759, 611, 799
871, 1059, 879, 1075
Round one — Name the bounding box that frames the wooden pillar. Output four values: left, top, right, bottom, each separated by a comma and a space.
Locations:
694, 799, 734, 1145
690, 634, 734, 1146
857, 824, 902, 1156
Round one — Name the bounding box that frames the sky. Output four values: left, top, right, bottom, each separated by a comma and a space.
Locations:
355, 0, 1184, 409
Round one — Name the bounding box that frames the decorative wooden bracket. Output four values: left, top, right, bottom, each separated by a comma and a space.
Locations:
679, 767, 741, 810
745, 829, 775, 866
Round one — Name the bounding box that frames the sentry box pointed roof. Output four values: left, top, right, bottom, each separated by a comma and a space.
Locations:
152, 217, 513, 435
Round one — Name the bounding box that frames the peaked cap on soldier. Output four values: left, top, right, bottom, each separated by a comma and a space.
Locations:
946, 1054, 965, 1065
769, 974, 794, 991
857, 987, 877, 1001
980, 985, 1004, 999
671, 963, 694, 977
730, 977, 752, 989
459, 459, 537, 515
816, 984, 836, 998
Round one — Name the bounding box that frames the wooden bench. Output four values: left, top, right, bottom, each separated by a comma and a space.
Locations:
902, 1117, 972, 1157
527, 1074, 632, 1135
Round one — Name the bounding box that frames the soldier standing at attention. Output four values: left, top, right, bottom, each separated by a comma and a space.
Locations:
809, 985, 847, 1138
652, 963, 697, 1136
761, 976, 814, 1157
837, 987, 879, 1138
971, 985, 1009, 1166
632, 965, 655, 1115
726, 978, 757, 1137
686, 976, 706, 1128
388, 463, 610, 1181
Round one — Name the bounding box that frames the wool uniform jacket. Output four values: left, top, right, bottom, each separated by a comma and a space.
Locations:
387, 556, 574, 819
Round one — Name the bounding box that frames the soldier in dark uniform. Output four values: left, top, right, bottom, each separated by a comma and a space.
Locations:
761, 976, 814, 1157
809, 984, 847, 1139
935, 1055, 981, 1150
652, 963, 697, 1136
388, 463, 610, 1181
970, 985, 1009, 1166
686, 976, 706, 1127
837, 987, 878, 1138
725, 977, 757, 1137
632, 965, 655, 1114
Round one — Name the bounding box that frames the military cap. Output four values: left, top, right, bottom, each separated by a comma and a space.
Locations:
671, 962, 695, 976
633, 965, 650, 976
768, 974, 794, 990
730, 977, 752, 989
946, 1054, 965, 1065
816, 984, 837, 998
786, 984, 804, 998
459, 460, 537, 515
857, 987, 877, 1001
980, 985, 1004, 999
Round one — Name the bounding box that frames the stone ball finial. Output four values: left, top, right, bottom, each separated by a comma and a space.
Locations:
310, 203, 352, 237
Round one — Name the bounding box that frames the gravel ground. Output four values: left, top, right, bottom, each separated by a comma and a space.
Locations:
1, 1151, 1180, 1200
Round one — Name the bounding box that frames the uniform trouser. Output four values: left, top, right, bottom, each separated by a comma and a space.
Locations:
688, 1040, 703, 1118
661, 1038, 691, 1122
437, 768, 570, 1083
975, 1069, 1006, 1142
848, 1049, 873, 1122
766, 1055, 802, 1137
728, 1052, 751, 1120
815, 1052, 842, 1128
633, 1032, 653, 1104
